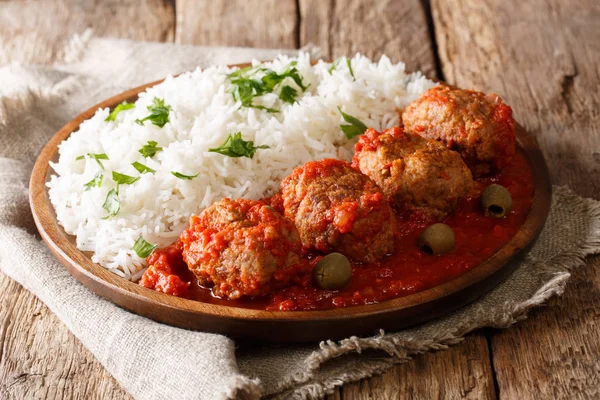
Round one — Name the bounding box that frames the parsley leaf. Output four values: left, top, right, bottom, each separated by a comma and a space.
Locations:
226, 65, 254, 79
279, 61, 308, 91
338, 107, 368, 139
131, 161, 156, 174
209, 132, 270, 159
230, 75, 279, 112
328, 57, 355, 80
171, 171, 200, 180
227, 62, 308, 113
76, 153, 109, 169
231, 77, 264, 105
328, 58, 342, 74
83, 172, 103, 191
112, 171, 140, 185
102, 188, 120, 218
262, 62, 308, 92
135, 97, 172, 128
133, 236, 157, 258
279, 85, 299, 104
261, 70, 286, 92
138, 140, 163, 158
250, 104, 280, 113
105, 102, 135, 122
346, 59, 356, 81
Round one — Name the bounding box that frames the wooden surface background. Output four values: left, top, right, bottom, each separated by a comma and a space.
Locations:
0, 0, 598, 398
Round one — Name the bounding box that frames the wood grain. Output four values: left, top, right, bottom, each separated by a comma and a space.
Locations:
490, 257, 600, 399
431, 0, 600, 397
299, 0, 436, 77
0, 0, 175, 65
176, 0, 298, 49
0, 273, 130, 399
431, 0, 600, 197
335, 334, 496, 400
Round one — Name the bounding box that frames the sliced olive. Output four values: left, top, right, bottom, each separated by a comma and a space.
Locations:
481, 184, 513, 218
418, 223, 455, 255
313, 253, 352, 290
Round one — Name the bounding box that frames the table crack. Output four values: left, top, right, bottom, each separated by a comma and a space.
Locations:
485, 328, 501, 399
420, 0, 445, 80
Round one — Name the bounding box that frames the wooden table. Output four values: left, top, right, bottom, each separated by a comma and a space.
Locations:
1, 1, 598, 398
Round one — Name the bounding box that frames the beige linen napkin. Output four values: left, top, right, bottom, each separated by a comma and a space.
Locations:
1, 35, 599, 400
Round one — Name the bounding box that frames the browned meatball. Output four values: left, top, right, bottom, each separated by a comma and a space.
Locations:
280, 159, 395, 262
180, 198, 302, 299
402, 85, 516, 177
352, 126, 473, 220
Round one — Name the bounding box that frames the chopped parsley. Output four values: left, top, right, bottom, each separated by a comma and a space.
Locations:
227, 61, 308, 112
346, 59, 356, 81
133, 236, 157, 258
102, 188, 120, 218
226, 65, 253, 79
262, 62, 308, 92
76, 153, 109, 169
131, 161, 155, 174
328, 58, 341, 74
135, 97, 172, 128
209, 132, 269, 159
338, 107, 368, 139
328, 57, 355, 80
171, 171, 199, 180
138, 140, 163, 158
279, 85, 299, 104
83, 172, 103, 191
112, 171, 140, 185
105, 102, 135, 122
230, 77, 279, 113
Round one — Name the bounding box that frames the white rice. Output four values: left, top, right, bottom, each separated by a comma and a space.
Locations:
47, 53, 436, 280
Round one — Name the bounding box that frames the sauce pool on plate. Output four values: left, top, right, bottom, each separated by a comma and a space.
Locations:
142, 150, 534, 311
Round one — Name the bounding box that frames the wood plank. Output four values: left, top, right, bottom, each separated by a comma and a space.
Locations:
333, 334, 496, 400
0, 272, 131, 399
490, 258, 600, 399
299, 0, 436, 77
0, 0, 175, 65
175, 0, 298, 49
431, 0, 600, 197
299, 1, 496, 398
431, 0, 600, 397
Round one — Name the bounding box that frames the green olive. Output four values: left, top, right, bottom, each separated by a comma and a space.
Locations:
481, 184, 513, 218
418, 223, 455, 255
313, 253, 352, 290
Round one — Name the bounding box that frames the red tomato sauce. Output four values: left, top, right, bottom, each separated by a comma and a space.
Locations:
140, 150, 534, 311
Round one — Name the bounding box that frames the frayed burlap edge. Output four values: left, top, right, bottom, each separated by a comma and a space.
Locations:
223, 376, 262, 400
272, 186, 600, 399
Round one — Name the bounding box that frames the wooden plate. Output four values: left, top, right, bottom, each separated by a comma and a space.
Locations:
29, 64, 552, 342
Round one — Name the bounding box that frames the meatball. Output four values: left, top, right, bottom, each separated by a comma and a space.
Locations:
180, 198, 302, 300
280, 159, 395, 262
352, 126, 473, 220
402, 85, 516, 177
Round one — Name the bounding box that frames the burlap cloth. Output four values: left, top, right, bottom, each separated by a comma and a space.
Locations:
1, 34, 599, 400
